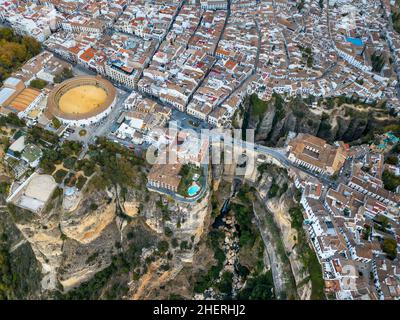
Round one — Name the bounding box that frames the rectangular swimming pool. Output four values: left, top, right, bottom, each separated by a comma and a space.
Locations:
346, 37, 363, 46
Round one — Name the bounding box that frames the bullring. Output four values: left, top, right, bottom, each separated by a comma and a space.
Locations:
46, 76, 117, 126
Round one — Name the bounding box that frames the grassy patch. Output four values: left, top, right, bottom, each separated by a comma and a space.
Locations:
250, 94, 269, 117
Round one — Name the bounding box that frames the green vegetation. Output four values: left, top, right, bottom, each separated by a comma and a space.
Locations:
29, 79, 47, 90
76, 158, 96, 177
193, 229, 227, 294
79, 129, 87, 137
362, 225, 372, 241
0, 220, 41, 300
39, 149, 58, 174
393, 9, 400, 34
231, 185, 277, 300
54, 67, 73, 84
297, 0, 305, 12
217, 271, 233, 295
39, 140, 82, 174
250, 93, 269, 117
382, 170, 400, 192
0, 245, 14, 299
371, 51, 385, 73
76, 176, 87, 190
0, 181, 10, 196
63, 156, 77, 170
52, 118, 61, 129
231, 203, 257, 247
237, 271, 275, 300
0, 113, 25, 128
382, 237, 397, 260
157, 240, 169, 255
53, 169, 68, 184
317, 112, 332, 139
288, 206, 325, 299
0, 28, 41, 86
27, 126, 59, 146
177, 164, 202, 197
89, 203, 98, 211
385, 155, 399, 166
300, 46, 313, 68
268, 181, 280, 198
88, 137, 145, 189
266, 93, 286, 142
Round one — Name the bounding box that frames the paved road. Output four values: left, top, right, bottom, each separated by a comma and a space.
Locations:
212, 0, 231, 56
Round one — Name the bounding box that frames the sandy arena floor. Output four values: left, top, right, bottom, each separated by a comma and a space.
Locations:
58, 85, 108, 114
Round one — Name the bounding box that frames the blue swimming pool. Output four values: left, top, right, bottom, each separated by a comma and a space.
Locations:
346, 37, 363, 47
188, 184, 200, 197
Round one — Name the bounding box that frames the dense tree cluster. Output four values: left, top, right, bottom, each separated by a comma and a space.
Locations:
0, 113, 25, 128
0, 28, 41, 86
29, 79, 47, 90
237, 272, 275, 300
27, 126, 59, 146
88, 137, 144, 188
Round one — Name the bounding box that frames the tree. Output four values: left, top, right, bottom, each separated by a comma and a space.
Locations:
382, 170, 400, 192
0, 28, 15, 41
371, 51, 385, 73
29, 79, 47, 90
382, 238, 398, 260
1, 113, 25, 127
0, 29, 41, 86
54, 67, 74, 83
21, 36, 41, 57
237, 272, 275, 300
385, 155, 399, 166
54, 169, 68, 184
157, 241, 169, 255
217, 271, 233, 295
52, 118, 61, 129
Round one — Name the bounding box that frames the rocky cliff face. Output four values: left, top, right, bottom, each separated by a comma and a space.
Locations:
1, 162, 214, 300
4, 185, 122, 295
242, 94, 397, 146
254, 165, 312, 300
128, 193, 212, 300
0, 204, 42, 299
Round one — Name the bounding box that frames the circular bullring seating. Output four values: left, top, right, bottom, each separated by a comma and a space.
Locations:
46, 75, 116, 125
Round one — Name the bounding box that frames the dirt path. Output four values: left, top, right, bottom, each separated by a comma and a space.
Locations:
131, 258, 184, 300
131, 260, 161, 300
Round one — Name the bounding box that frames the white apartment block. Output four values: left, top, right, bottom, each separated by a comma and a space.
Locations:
105, 64, 138, 89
